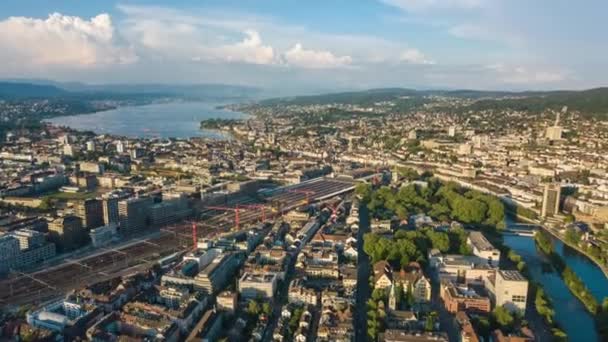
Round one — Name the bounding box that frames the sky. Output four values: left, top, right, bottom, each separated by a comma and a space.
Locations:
0, 0, 606, 92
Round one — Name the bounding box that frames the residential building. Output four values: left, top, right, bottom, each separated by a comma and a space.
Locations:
118, 196, 153, 235
48, 215, 86, 250
440, 281, 491, 314
541, 183, 561, 218
73, 199, 104, 230
238, 271, 279, 300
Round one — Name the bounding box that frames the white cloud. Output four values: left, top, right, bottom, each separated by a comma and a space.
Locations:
400, 48, 435, 65
381, 0, 484, 11
0, 13, 137, 69
283, 43, 352, 69
485, 63, 566, 84
215, 30, 276, 65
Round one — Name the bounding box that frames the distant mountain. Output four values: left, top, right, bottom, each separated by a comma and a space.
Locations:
0, 82, 67, 98
1, 79, 260, 100
464, 87, 608, 118
260, 87, 608, 118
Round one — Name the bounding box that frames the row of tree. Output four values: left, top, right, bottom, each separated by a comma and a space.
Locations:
362, 227, 470, 268
357, 176, 506, 229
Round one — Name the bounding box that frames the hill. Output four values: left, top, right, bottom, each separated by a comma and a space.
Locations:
260, 87, 608, 119
0, 82, 67, 98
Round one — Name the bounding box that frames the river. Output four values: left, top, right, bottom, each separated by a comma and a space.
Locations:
503, 232, 608, 341
45, 101, 249, 139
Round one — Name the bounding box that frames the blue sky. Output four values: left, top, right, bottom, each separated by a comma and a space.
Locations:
0, 0, 606, 92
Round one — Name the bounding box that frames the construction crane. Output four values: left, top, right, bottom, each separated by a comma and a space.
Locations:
288, 189, 315, 205
237, 204, 268, 222
192, 222, 197, 251
205, 206, 240, 230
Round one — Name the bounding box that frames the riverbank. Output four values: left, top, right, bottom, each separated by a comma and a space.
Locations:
541, 225, 608, 280
510, 209, 608, 280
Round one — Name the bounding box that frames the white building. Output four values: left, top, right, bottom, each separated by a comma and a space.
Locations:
486, 270, 528, 313
238, 272, 279, 300
466, 231, 501, 267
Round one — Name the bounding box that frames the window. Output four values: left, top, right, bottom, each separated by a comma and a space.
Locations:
512, 295, 526, 302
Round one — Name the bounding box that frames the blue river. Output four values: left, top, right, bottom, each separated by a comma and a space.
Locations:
503, 233, 608, 341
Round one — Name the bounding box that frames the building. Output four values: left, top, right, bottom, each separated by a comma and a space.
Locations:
408, 130, 418, 140
382, 330, 448, 342
216, 291, 237, 312
73, 199, 104, 230
149, 193, 191, 227
467, 231, 501, 267
89, 224, 118, 248
116, 141, 125, 153
448, 126, 457, 137
0, 234, 20, 272
118, 196, 153, 235
194, 253, 240, 295
545, 112, 563, 141
440, 281, 491, 314
486, 270, 528, 313
238, 272, 279, 300
48, 215, 86, 250
288, 279, 318, 306
27, 298, 99, 333
541, 183, 561, 218
86, 140, 96, 152
12, 229, 45, 250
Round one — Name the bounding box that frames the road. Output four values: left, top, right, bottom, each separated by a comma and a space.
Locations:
355, 205, 371, 342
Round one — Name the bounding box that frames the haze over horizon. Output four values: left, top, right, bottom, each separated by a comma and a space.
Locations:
1, 0, 607, 92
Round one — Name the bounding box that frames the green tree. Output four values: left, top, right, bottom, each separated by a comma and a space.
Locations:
247, 300, 260, 316
425, 311, 438, 331
492, 306, 515, 330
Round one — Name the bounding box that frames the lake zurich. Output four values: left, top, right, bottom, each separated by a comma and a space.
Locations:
46, 101, 248, 139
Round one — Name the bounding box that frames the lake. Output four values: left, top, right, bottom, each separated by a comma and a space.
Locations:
45, 101, 249, 139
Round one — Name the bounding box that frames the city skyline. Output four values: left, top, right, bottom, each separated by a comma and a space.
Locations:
1, 0, 607, 92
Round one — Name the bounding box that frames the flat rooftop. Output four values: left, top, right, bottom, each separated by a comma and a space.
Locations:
499, 270, 527, 282
467, 231, 496, 251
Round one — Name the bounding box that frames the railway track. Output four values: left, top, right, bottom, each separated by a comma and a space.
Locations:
0, 178, 355, 308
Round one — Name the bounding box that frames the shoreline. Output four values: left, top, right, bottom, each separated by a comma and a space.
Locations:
45, 100, 249, 140
540, 225, 608, 280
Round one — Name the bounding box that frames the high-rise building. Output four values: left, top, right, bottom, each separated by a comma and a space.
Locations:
118, 196, 153, 235
116, 141, 125, 153
545, 112, 563, 141
103, 197, 120, 225
149, 193, 191, 227
48, 215, 86, 250
408, 129, 418, 140
541, 183, 561, 217
0, 235, 20, 272
86, 140, 96, 152
12, 229, 46, 250
73, 199, 104, 230
448, 126, 457, 137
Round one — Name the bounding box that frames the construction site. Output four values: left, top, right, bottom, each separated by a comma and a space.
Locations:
0, 177, 357, 308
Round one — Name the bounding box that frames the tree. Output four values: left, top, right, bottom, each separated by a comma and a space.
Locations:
247, 300, 260, 316
426, 230, 450, 252
262, 302, 272, 316
565, 228, 581, 245
492, 306, 514, 330
425, 311, 438, 331
355, 182, 373, 202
